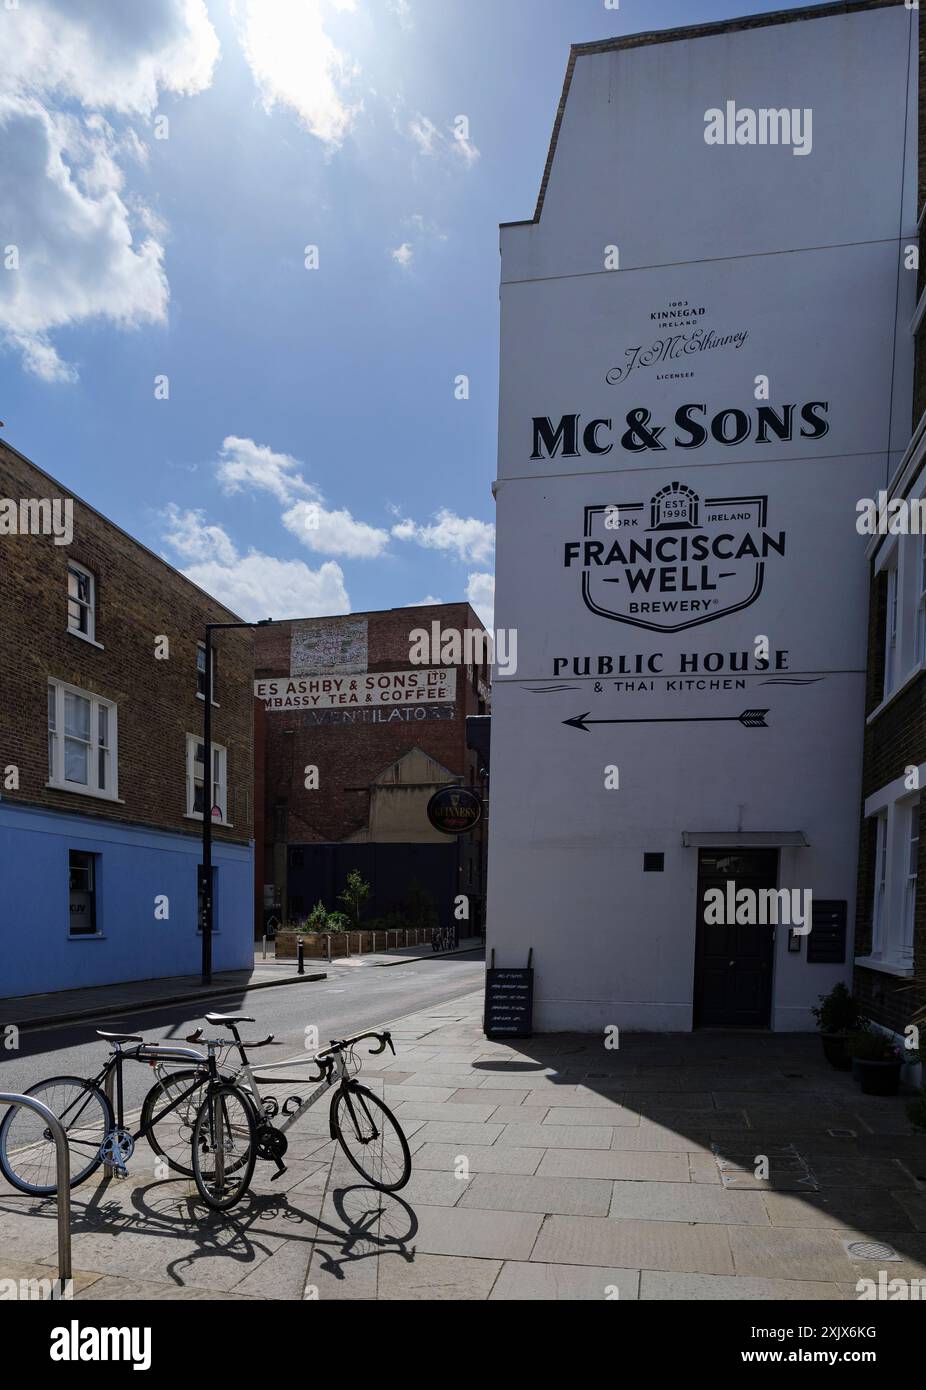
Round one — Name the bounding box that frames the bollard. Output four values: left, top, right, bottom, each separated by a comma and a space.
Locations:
261, 934, 267, 961
297, 936, 304, 975
326, 933, 332, 963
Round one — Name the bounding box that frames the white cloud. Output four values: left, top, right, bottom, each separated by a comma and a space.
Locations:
408, 111, 479, 167
0, 98, 168, 380
451, 127, 480, 167
217, 436, 318, 505
392, 508, 495, 565
1, 0, 219, 114
282, 499, 390, 559
407, 213, 447, 242
390, 242, 413, 269
466, 571, 494, 630
408, 112, 440, 155
388, 1, 413, 30
0, 0, 218, 380
161, 504, 239, 566
213, 435, 389, 559
408, 595, 443, 607
162, 504, 350, 620
232, 0, 361, 147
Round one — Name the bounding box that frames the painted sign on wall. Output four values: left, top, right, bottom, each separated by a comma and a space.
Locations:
255, 668, 456, 711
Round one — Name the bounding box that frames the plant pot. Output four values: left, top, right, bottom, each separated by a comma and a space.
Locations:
854, 1058, 902, 1096
821, 1033, 852, 1070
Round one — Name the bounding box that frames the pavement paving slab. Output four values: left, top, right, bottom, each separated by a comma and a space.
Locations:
2, 985, 924, 1301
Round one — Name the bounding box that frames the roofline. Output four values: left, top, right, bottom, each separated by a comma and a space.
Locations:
500, 0, 905, 231
255, 601, 489, 630
0, 434, 247, 625
1, 437, 493, 635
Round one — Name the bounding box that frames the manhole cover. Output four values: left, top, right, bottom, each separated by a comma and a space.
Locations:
844, 1240, 901, 1262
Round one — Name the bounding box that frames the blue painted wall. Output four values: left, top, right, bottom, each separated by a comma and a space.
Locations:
0, 802, 253, 998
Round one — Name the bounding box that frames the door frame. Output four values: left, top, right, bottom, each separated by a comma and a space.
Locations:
692, 848, 778, 1029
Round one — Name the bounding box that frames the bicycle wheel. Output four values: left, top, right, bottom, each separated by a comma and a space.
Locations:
142, 1069, 211, 1178
191, 1083, 256, 1211
0, 1076, 112, 1195
331, 1083, 411, 1192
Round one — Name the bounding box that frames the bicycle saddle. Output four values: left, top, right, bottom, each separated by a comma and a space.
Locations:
204, 1012, 254, 1026
96, 1029, 143, 1043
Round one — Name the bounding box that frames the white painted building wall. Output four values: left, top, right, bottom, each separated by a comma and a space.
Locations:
488, 3, 918, 1031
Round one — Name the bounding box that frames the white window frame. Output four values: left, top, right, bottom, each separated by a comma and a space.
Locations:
902, 801, 919, 964
916, 535, 926, 666
185, 734, 229, 824
858, 772, 924, 976
884, 561, 898, 697
47, 679, 118, 801
196, 642, 219, 705
872, 811, 888, 955
66, 561, 100, 646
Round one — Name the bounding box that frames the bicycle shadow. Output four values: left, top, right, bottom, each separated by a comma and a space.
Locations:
0, 1144, 419, 1294
128, 1172, 418, 1288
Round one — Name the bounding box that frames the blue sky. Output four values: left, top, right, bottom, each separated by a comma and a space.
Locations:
0, 0, 819, 629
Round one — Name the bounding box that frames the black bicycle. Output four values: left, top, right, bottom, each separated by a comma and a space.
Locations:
145, 1016, 412, 1192
0, 1029, 257, 1211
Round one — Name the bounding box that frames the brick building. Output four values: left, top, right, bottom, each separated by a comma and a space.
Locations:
0, 439, 254, 996
852, 13, 926, 1040
253, 605, 489, 941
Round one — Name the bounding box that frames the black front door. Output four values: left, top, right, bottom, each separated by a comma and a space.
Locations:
693, 849, 777, 1027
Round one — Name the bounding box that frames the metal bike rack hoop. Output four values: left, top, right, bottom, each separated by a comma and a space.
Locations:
0, 1092, 72, 1287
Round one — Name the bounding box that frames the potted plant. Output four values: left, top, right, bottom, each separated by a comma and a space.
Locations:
845, 1028, 904, 1095
811, 982, 862, 1070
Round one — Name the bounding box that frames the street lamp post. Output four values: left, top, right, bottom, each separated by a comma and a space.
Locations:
201, 617, 275, 985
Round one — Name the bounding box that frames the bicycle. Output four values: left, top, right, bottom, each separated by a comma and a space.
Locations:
145, 1013, 412, 1193
0, 1028, 258, 1211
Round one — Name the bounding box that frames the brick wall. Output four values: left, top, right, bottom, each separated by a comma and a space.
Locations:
0, 440, 253, 846
254, 605, 490, 927
254, 604, 488, 844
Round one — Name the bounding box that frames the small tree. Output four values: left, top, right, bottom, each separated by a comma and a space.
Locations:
338, 869, 371, 928
306, 900, 328, 932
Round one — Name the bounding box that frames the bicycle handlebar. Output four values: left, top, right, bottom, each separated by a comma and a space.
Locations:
317, 1029, 395, 1059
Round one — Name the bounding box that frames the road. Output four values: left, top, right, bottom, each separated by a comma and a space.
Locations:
0, 951, 485, 1109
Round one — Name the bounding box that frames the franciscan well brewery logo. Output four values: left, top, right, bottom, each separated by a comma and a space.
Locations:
564, 482, 786, 632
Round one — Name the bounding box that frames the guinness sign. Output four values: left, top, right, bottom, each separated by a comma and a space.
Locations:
427, 786, 483, 835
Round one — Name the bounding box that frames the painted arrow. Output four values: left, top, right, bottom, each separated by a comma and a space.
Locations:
563, 708, 769, 732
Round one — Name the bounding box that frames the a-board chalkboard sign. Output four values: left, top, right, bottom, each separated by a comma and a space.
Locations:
484, 966, 534, 1039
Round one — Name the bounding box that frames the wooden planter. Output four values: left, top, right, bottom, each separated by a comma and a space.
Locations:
274, 930, 353, 960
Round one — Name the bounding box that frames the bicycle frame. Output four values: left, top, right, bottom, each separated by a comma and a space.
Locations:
185, 1027, 391, 1141
232, 1047, 342, 1136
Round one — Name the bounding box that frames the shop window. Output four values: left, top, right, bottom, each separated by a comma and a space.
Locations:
69, 850, 99, 937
